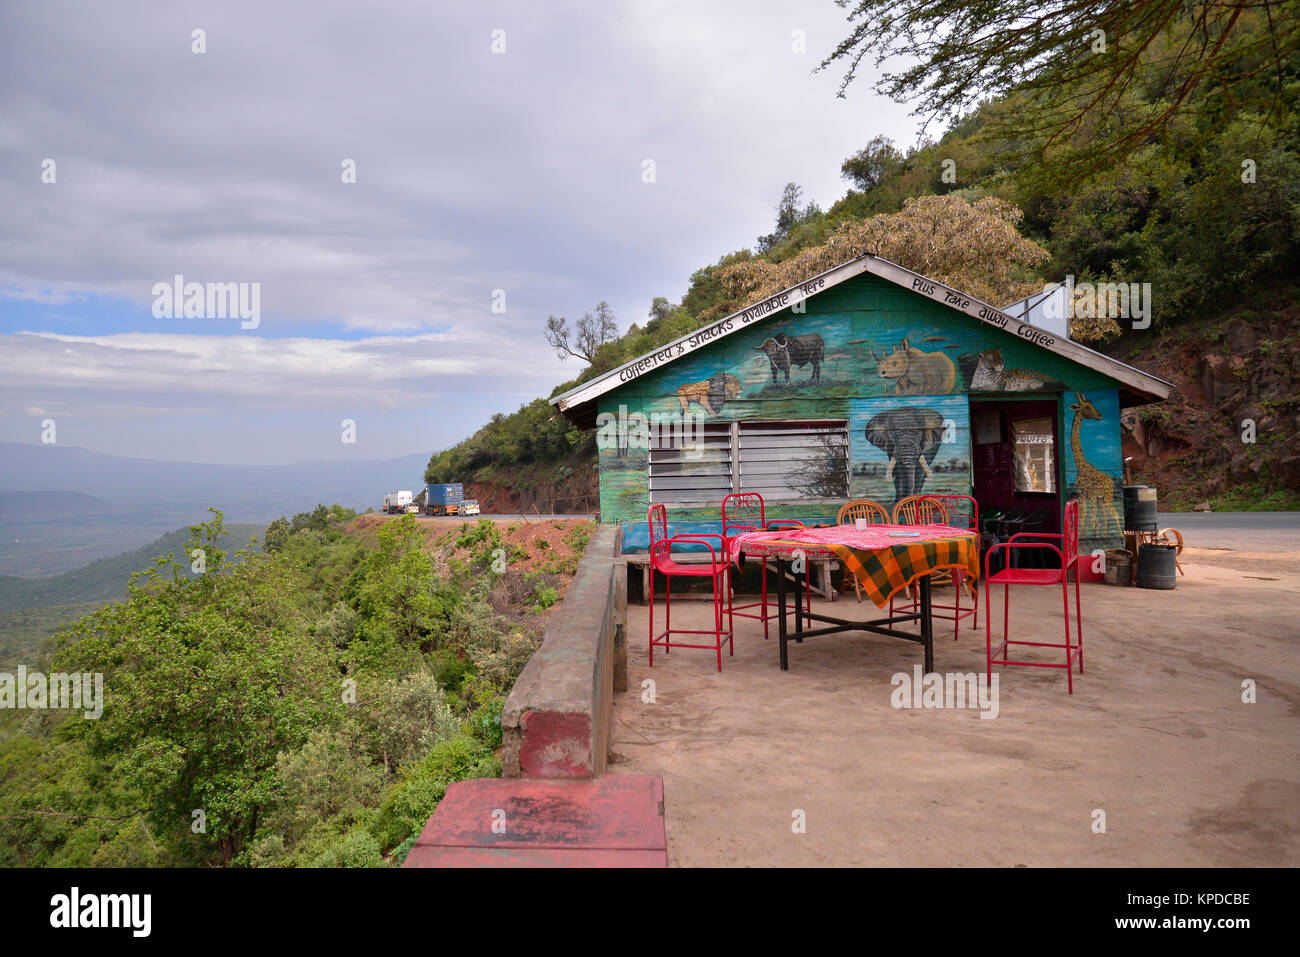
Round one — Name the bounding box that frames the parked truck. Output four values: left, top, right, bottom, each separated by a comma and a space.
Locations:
382, 490, 414, 514
423, 483, 464, 516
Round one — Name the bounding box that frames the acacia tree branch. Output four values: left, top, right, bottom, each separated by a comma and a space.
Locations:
820, 0, 1297, 181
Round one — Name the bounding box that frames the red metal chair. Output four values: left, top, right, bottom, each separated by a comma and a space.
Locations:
984, 498, 1084, 693
722, 492, 807, 640
921, 494, 979, 640
647, 504, 732, 671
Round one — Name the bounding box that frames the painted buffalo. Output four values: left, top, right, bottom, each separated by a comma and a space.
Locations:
870, 337, 956, 395
753, 332, 824, 385
864, 407, 945, 501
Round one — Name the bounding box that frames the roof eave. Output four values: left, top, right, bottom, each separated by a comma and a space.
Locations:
551, 253, 1174, 423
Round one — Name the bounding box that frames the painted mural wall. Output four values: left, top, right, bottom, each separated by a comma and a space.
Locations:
1062, 388, 1126, 553
597, 272, 1125, 547
849, 395, 970, 504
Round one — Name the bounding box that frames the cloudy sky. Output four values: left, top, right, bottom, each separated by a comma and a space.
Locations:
0, 0, 921, 465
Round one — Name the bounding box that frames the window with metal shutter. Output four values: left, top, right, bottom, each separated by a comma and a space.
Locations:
739, 419, 849, 499
648, 419, 848, 504
648, 422, 733, 504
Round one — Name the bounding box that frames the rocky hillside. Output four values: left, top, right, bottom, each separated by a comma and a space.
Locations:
459, 452, 597, 516
1113, 284, 1300, 510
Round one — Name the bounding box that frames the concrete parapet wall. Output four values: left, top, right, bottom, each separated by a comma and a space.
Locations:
502, 524, 626, 778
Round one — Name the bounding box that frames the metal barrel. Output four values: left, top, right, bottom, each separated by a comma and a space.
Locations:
1136, 542, 1177, 589
1123, 485, 1159, 532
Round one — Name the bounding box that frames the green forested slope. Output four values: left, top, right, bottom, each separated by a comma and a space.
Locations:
0, 508, 589, 867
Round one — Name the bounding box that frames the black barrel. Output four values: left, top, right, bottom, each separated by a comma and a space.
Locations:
1136, 543, 1177, 589
1123, 485, 1159, 531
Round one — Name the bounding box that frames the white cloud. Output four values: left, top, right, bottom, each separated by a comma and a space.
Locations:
0, 0, 922, 462
0, 328, 561, 415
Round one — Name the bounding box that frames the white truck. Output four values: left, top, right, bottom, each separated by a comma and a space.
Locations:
382, 490, 414, 514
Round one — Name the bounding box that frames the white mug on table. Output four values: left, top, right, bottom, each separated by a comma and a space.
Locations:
854, 518, 868, 530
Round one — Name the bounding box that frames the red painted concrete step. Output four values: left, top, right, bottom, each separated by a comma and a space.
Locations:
401, 773, 667, 868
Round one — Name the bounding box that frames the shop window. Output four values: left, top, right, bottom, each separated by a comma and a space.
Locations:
1010, 416, 1056, 493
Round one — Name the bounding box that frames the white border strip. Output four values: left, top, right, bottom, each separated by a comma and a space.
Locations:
554, 257, 875, 413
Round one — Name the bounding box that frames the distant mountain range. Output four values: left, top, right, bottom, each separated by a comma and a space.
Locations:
0, 442, 429, 575
0, 490, 113, 515
0, 523, 264, 612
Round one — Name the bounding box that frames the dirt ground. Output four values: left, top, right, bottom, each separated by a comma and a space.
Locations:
612, 552, 1300, 867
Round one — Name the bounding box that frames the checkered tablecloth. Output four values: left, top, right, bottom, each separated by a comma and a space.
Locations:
729, 523, 979, 609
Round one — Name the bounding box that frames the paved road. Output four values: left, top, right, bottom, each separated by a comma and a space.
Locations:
1158, 512, 1300, 573
406, 510, 1297, 529
398, 509, 1300, 567
410, 509, 1291, 539
1162, 511, 1300, 532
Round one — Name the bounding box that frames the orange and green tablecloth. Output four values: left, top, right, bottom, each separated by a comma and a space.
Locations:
728, 523, 979, 609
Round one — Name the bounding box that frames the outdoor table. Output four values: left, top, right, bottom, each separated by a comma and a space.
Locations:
728, 524, 980, 672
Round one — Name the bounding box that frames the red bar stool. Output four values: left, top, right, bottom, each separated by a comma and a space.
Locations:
722, 492, 807, 640
921, 494, 980, 640
984, 498, 1084, 693
647, 504, 732, 671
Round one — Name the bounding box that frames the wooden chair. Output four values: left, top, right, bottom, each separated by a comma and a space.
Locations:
919, 494, 980, 639
1159, 527, 1186, 575
889, 496, 950, 620
892, 495, 949, 525
1127, 527, 1186, 577
836, 499, 889, 602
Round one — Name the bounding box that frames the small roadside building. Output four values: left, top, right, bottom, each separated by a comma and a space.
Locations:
551, 253, 1172, 565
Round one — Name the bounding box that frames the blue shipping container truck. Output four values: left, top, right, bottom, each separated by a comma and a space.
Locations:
423, 483, 464, 516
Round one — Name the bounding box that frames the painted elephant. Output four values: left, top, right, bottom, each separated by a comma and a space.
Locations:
753, 332, 824, 385
863, 407, 945, 501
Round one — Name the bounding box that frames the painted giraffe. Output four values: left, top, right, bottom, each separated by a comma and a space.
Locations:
1068, 392, 1123, 537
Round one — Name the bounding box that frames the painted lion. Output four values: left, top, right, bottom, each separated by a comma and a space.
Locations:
676, 373, 741, 416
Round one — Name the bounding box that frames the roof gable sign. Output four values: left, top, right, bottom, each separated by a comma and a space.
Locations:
613, 272, 836, 385
551, 253, 1171, 419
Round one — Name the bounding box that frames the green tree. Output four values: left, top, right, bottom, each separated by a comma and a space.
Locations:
351, 515, 457, 668
263, 517, 289, 553
823, 2, 1298, 170
841, 134, 906, 193
758, 182, 821, 253
648, 296, 676, 323
53, 512, 341, 865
